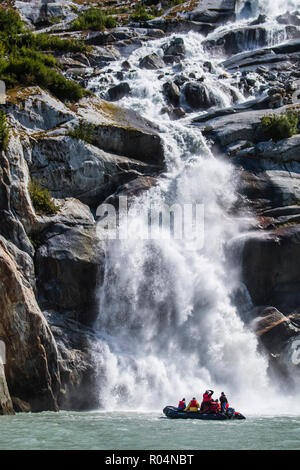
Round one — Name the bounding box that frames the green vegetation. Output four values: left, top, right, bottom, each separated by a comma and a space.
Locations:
131, 4, 155, 22
29, 232, 43, 250
0, 55, 85, 101
28, 180, 59, 216
70, 8, 117, 31
0, 8, 25, 36
16, 33, 89, 54
169, 0, 187, 6
0, 8, 88, 101
0, 110, 9, 151
260, 109, 299, 142
68, 121, 98, 145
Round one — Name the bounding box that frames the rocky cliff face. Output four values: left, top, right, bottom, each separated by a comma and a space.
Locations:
1, 0, 300, 412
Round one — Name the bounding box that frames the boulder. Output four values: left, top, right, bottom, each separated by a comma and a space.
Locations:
204, 25, 299, 56
29, 134, 157, 207
45, 311, 100, 411
196, 104, 294, 148
221, 39, 300, 71
86, 46, 121, 66
139, 53, 165, 70
184, 0, 236, 24
183, 82, 218, 110
235, 135, 300, 163
5, 87, 75, 132
162, 37, 185, 58
162, 81, 181, 106
276, 11, 300, 26
104, 176, 159, 207
75, 96, 165, 167
107, 82, 131, 101
35, 224, 103, 324
252, 307, 299, 354
242, 226, 300, 313
233, 155, 300, 212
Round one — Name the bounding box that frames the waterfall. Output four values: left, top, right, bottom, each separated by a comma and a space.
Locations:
89, 10, 298, 414
237, 0, 300, 17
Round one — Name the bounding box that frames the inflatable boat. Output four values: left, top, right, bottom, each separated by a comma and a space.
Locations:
163, 406, 246, 420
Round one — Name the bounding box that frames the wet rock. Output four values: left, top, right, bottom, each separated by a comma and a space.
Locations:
86, 46, 120, 67
104, 176, 159, 207
162, 81, 180, 106
276, 11, 300, 26
252, 307, 299, 354
235, 135, 300, 163
221, 39, 300, 71
146, 18, 214, 35
185, 0, 236, 24
107, 82, 131, 101
0, 365, 14, 415
183, 82, 218, 110
195, 104, 294, 148
45, 311, 100, 411
121, 60, 131, 70
162, 37, 185, 58
170, 107, 186, 120
139, 53, 165, 70
203, 26, 271, 56
35, 224, 103, 324
242, 226, 300, 313
11, 396, 31, 413
76, 95, 165, 167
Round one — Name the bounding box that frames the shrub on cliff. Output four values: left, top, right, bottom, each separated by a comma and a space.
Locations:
28, 180, 59, 216
0, 8, 24, 36
0, 8, 88, 101
71, 8, 117, 31
0, 55, 85, 101
260, 110, 299, 142
68, 121, 98, 145
131, 4, 155, 22
0, 111, 9, 152
15, 33, 89, 54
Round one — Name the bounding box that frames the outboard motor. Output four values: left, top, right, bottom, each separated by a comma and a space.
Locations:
226, 407, 235, 418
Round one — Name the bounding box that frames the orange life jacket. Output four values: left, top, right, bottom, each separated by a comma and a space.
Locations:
178, 401, 185, 408
190, 399, 198, 408
209, 401, 219, 412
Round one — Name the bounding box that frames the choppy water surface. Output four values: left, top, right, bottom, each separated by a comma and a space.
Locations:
0, 412, 299, 450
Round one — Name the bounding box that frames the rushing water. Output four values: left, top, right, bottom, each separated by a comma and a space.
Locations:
0, 411, 300, 450
88, 1, 300, 414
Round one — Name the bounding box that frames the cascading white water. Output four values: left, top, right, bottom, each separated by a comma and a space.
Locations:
237, 0, 300, 17
90, 10, 300, 414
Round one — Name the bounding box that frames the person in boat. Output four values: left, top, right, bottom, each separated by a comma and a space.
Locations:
184, 397, 200, 412
207, 399, 220, 414
177, 398, 186, 411
219, 392, 229, 413
200, 389, 214, 412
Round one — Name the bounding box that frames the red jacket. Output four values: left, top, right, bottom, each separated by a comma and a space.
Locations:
203, 393, 212, 402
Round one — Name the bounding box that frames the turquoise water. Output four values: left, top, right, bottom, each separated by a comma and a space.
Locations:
0, 411, 299, 450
